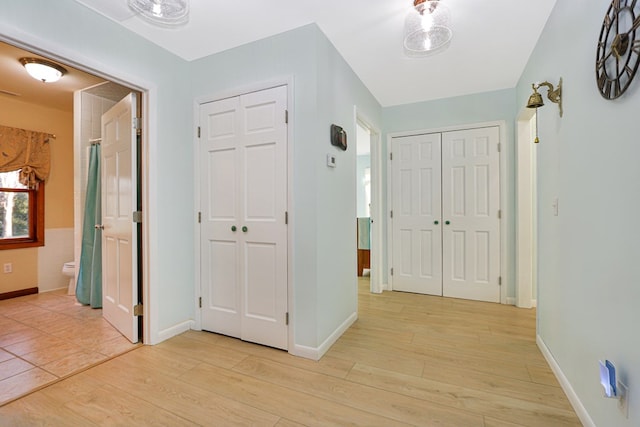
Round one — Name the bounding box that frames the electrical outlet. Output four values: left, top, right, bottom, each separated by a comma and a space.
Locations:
3, 263, 12, 273
618, 380, 629, 418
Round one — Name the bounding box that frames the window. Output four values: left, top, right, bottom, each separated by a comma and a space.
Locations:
0, 170, 44, 249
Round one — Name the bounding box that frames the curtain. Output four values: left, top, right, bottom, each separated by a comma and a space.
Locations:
0, 125, 51, 188
76, 144, 102, 308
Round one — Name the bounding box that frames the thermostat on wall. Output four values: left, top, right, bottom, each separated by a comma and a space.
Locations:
327, 154, 337, 168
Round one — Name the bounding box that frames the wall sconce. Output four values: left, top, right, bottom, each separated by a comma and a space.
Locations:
526, 77, 563, 143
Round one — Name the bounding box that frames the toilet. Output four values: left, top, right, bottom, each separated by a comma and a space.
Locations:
62, 261, 75, 295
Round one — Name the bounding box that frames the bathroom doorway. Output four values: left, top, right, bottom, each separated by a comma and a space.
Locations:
0, 39, 145, 400
355, 113, 382, 294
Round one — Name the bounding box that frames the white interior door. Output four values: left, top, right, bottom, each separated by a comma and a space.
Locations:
391, 133, 443, 295
390, 126, 501, 303
441, 127, 501, 302
200, 85, 288, 350
102, 93, 138, 343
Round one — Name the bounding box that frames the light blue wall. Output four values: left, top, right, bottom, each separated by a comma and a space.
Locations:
0, 0, 194, 341
314, 31, 381, 344
518, 2, 640, 425
382, 89, 517, 297
189, 24, 381, 349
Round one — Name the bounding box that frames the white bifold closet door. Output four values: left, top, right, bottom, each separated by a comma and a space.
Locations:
199, 85, 288, 350
391, 126, 501, 303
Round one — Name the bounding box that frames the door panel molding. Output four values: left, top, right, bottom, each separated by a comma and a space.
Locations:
387, 121, 508, 304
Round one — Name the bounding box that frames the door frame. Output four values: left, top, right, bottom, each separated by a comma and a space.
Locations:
193, 77, 294, 351
0, 32, 154, 342
354, 109, 384, 294
386, 120, 508, 304
516, 109, 537, 308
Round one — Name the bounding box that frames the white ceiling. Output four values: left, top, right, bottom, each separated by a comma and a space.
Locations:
75, 0, 558, 107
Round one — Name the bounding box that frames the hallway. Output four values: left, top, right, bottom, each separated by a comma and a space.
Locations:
0, 280, 580, 426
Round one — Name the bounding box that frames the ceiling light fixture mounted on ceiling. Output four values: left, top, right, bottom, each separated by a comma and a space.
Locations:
19, 58, 67, 83
404, 0, 452, 57
128, 0, 190, 27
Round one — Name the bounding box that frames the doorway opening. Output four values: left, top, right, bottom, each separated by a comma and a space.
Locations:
516, 110, 538, 308
0, 39, 147, 403
355, 112, 382, 294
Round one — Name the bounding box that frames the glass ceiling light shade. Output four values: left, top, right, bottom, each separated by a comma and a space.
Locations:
404, 0, 452, 57
19, 58, 67, 83
128, 0, 189, 26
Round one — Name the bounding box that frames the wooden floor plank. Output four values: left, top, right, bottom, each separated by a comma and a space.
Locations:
180, 361, 413, 426
232, 355, 484, 427
0, 278, 581, 426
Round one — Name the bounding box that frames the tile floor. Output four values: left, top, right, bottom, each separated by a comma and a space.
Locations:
0, 289, 139, 406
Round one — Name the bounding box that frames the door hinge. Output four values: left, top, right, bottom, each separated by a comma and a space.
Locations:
133, 304, 143, 316
498, 210, 502, 219
199, 297, 202, 308
133, 117, 141, 130
498, 276, 502, 286
390, 152, 393, 161
497, 143, 501, 152
285, 312, 289, 325
285, 211, 288, 225
390, 210, 393, 218
197, 126, 201, 138
132, 211, 142, 223
390, 267, 394, 276
198, 212, 201, 223
285, 110, 288, 124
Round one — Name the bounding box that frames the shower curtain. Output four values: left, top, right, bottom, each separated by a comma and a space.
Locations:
76, 144, 102, 308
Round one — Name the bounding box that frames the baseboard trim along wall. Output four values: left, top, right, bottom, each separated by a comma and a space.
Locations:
0, 287, 38, 300
291, 311, 358, 361
156, 320, 194, 344
537, 334, 595, 427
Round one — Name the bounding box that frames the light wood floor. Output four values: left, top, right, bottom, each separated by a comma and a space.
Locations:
0, 279, 581, 426
0, 289, 138, 406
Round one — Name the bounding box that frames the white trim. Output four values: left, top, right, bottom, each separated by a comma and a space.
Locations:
516, 109, 537, 309
386, 120, 508, 303
290, 312, 357, 361
537, 335, 596, 427
355, 109, 383, 294
157, 320, 195, 343
0, 30, 157, 345
193, 77, 295, 352
505, 297, 536, 307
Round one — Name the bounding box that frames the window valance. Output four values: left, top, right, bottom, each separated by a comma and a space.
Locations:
0, 124, 51, 189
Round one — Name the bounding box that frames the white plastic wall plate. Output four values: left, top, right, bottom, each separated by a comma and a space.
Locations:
327, 154, 336, 168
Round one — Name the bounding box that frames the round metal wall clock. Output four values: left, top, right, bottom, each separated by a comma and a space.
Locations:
596, 0, 640, 99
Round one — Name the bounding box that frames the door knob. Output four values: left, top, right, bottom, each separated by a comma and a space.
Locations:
231, 226, 237, 232
95, 224, 104, 230
445, 220, 450, 225
242, 226, 248, 232
434, 220, 439, 225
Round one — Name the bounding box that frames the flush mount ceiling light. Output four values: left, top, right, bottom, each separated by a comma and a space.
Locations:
404, 0, 452, 57
19, 58, 67, 83
128, 0, 189, 26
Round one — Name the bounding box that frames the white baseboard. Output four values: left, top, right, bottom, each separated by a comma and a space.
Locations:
536, 335, 595, 427
505, 297, 537, 308
154, 320, 194, 345
290, 311, 357, 361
